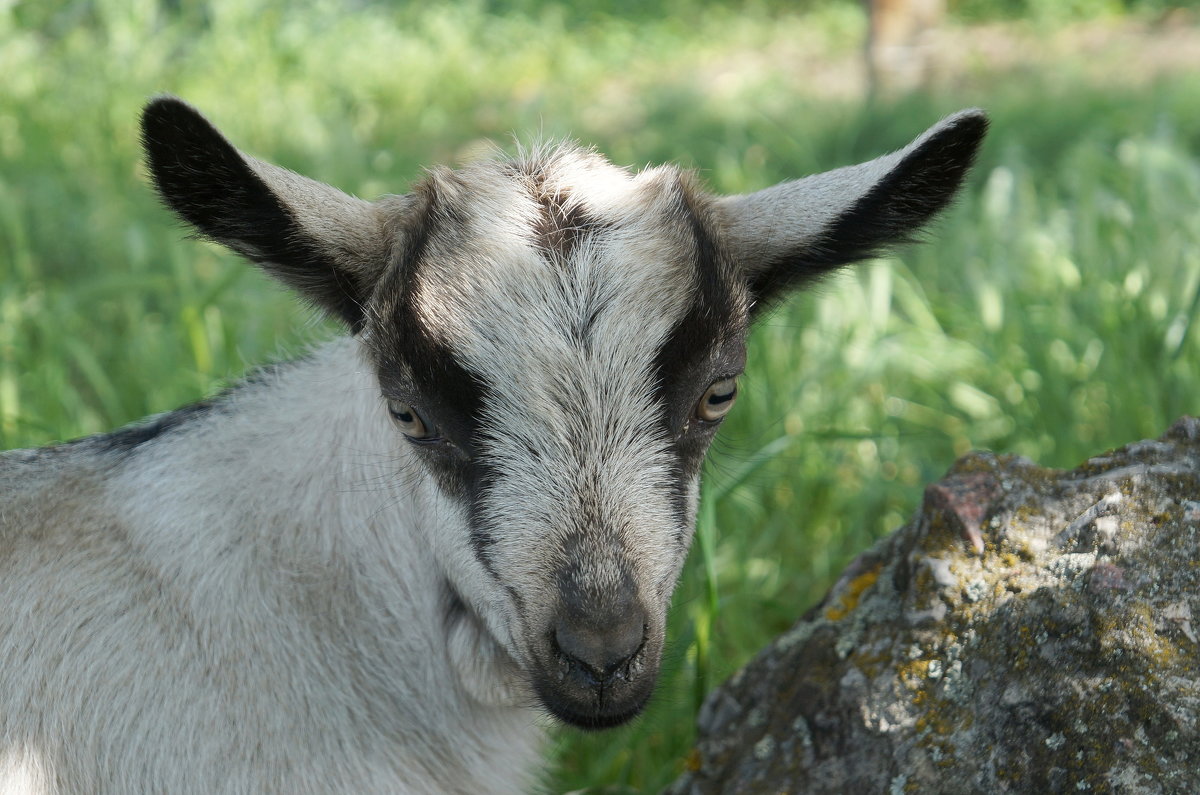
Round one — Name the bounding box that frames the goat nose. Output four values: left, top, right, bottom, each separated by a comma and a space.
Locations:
553, 610, 646, 684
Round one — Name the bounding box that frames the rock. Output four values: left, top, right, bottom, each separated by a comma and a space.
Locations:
667, 417, 1200, 794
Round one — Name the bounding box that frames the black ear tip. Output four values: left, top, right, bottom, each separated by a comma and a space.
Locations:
140, 95, 226, 155
950, 107, 989, 127
139, 95, 250, 225
943, 108, 990, 151
142, 95, 191, 135
910, 109, 988, 179
142, 93, 188, 115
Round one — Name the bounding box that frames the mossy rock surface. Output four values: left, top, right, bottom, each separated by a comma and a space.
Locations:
668, 417, 1200, 794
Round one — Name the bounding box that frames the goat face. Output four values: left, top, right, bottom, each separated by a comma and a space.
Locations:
141, 98, 986, 728
361, 153, 750, 726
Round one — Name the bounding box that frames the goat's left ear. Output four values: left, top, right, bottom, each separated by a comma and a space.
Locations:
717, 109, 988, 313
141, 96, 393, 332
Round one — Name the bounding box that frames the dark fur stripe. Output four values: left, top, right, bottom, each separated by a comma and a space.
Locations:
67, 357, 310, 458
652, 179, 747, 478
369, 178, 504, 579
55, 400, 215, 458
527, 175, 605, 265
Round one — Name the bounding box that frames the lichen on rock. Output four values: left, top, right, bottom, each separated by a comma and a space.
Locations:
667, 417, 1200, 794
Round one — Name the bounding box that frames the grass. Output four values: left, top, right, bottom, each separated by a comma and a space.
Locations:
3, 1, 1200, 791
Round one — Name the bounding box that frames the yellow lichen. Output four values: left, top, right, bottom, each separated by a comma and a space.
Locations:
898, 659, 933, 689
824, 565, 882, 622
848, 647, 892, 679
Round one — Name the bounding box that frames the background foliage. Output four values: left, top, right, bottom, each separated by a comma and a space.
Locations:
3, 0, 1199, 791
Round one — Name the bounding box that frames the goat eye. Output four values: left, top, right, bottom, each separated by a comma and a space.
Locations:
386, 399, 432, 439
696, 377, 738, 423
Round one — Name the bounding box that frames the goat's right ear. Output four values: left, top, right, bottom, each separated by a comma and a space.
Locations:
141, 96, 393, 332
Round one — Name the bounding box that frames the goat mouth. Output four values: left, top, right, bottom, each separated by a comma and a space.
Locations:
542, 695, 652, 730
534, 677, 656, 730
530, 641, 660, 730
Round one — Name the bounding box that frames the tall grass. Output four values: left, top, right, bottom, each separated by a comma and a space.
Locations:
3, 1, 1199, 791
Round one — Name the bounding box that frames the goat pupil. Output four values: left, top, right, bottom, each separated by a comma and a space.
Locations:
709, 390, 733, 406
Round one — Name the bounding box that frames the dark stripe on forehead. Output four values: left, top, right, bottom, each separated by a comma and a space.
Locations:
527, 175, 605, 265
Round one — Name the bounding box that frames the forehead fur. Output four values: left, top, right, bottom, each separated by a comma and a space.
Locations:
374, 142, 741, 381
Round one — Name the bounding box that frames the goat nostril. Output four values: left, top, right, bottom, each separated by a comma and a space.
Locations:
553, 615, 646, 683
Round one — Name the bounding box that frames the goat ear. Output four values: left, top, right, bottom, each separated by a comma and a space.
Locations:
717, 109, 988, 313
141, 96, 391, 331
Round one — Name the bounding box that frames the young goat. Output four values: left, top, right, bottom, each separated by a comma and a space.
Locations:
0, 98, 986, 793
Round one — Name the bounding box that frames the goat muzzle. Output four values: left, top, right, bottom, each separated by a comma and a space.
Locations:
532, 603, 660, 729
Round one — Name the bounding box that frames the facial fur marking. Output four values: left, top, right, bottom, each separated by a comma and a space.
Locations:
526, 175, 606, 266
651, 179, 749, 481
468, 489, 501, 568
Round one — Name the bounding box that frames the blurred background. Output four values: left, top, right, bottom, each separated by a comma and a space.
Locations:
2, 0, 1199, 790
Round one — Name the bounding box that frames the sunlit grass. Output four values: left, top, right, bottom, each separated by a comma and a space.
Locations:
3, 1, 1200, 792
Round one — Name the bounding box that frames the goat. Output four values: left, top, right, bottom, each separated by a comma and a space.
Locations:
0, 98, 986, 793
